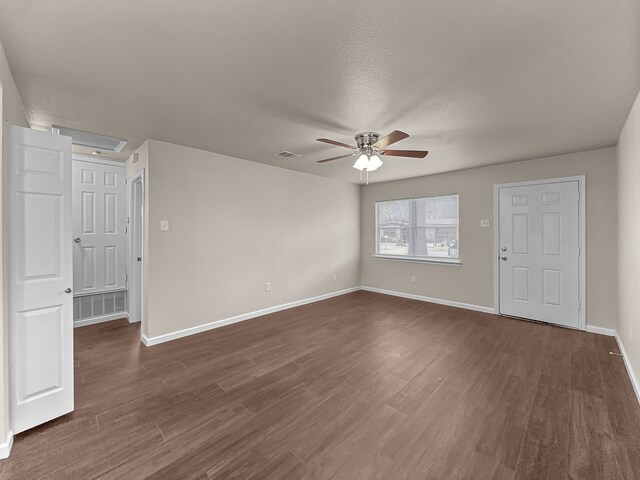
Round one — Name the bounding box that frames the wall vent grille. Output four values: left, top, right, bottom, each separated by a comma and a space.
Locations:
74, 290, 127, 322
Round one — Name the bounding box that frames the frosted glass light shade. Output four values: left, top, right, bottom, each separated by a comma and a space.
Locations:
353, 154, 369, 171
367, 154, 383, 171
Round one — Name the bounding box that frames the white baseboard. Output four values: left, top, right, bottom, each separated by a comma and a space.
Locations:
586, 325, 616, 336
360, 286, 495, 314
0, 430, 13, 459
74, 312, 129, 328
614, 332, 640, 406
141, 287, 361, 346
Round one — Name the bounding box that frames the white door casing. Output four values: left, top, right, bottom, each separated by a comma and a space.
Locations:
8, 125, 74, 434
497, 179, 582, 329
128, 172, 144, 324
72, 159, 126, 294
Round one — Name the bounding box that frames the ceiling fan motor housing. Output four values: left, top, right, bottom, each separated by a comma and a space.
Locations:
354, 132, 380, 151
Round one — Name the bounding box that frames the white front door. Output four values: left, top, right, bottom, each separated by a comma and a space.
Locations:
72, 160, 126, 294
498, 180, 581, 329
8, 125, 74, 434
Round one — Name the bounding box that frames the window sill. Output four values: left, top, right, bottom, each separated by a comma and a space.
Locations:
372, 254, 462, 266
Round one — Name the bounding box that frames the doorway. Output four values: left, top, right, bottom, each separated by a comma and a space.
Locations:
129, 171, 145, 327
495, 177, 585, 329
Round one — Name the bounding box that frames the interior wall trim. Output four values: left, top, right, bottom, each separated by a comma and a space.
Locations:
141, 287, 361, 346
361, 286, 496, 314
615, 332, 640, 406
74, 312, 129, 328
585, 325, 616, 336
0, 430, 13, 459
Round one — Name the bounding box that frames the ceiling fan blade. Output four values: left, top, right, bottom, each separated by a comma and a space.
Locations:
373, 130, 409, 149
382, 149, 429, 158
316, 138, 357, 149
317, 153, 356, 163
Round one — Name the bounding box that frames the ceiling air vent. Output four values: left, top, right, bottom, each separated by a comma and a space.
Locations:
52, 126, 127, 153
274, 151, 301, 159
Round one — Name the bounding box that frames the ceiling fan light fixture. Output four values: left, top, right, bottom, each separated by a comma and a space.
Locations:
318, 130, 427, 173
367, 154, 383, 171
353, 153, 369, 171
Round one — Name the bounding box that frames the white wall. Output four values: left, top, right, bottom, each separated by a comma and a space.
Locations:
140, 140, 360, 340
617, 89, 640, 392
361, 148, 618, 331
0, 38, 28, 451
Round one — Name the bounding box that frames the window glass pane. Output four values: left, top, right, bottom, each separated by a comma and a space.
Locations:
415, 195, 459, 258
377, 199, 411, 256
376, 195, 459, 259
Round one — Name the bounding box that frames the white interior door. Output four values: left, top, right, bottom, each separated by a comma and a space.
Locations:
72, 160, 126, 294
498, 180, 581, 329
8, 125, 74, 434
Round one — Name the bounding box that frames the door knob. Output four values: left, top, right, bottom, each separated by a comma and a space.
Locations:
74, 237, 81, 243
501, 256, 508, 261
65, 288, 72, 294
501, 247, 507, 252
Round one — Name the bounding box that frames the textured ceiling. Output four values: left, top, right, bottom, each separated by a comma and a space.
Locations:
1, 0, 639, 183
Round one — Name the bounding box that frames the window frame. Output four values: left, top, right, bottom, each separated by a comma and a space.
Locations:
374, 194, 461, 265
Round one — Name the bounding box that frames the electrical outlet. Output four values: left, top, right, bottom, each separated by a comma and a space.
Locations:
480, 219, 490, 228
331, 273, 337, 282
410, 275, 416, 284
265, 282, 271, 292
160, 220, 170, 231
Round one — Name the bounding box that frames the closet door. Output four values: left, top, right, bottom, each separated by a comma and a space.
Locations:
72, 160, 126, 294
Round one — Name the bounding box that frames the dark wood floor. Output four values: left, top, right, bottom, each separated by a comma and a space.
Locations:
2, 291, 639, 479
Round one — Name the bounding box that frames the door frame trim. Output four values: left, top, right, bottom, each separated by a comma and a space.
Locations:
493, 175, 586, 330
72, 153, 126, 168
128, 170, 145, 327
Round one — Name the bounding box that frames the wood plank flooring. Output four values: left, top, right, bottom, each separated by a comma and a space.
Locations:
2, 291, 639, 479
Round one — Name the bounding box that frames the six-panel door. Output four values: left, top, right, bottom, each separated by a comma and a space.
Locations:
8, 125, 74, 434
72, 160, 126, 295
498, 181, 580, 328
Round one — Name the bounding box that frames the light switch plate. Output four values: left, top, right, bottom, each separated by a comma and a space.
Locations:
480, 219, 490, 228
160, 220, 170, 231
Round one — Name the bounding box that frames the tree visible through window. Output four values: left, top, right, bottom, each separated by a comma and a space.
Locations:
376, 195, 459, 259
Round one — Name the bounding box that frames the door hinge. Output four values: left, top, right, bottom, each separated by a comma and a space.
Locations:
578, 302, 581, 311
124, 178, 128, 185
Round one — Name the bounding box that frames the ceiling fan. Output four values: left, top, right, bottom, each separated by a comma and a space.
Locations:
316, 130, 428, 174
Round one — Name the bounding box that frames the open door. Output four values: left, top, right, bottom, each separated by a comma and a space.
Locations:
8, 125, 74, 434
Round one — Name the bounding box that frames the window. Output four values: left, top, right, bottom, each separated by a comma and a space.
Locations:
375, 194, 459, 263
